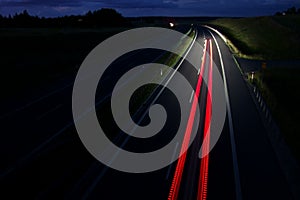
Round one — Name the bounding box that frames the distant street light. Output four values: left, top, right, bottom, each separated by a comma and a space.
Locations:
169, 22, 174, 28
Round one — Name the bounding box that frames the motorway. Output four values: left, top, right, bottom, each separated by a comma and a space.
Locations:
0, 25, 293, 199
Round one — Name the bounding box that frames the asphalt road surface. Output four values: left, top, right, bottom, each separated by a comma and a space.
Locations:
0, 25, 293, 200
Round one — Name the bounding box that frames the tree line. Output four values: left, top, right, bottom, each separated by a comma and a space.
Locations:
0, 8, 130, 28
275, 6, 300, 16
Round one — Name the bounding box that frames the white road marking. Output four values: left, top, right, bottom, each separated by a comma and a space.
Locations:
199, 39, 207, 76
189, 90, 195, 103
146, 30, 198, 105
205, 25, 227, 43
208, 29, 243, 200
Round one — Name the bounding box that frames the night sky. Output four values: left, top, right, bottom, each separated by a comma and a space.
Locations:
0, 0, 299, 17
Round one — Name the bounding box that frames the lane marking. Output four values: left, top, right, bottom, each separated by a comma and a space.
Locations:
138, 30, 198, 122
168, 39, 207, 200
198, 40, 208, 75
208, 30, 243, 200
189, 91, 195, 103
204, 25, 227, 43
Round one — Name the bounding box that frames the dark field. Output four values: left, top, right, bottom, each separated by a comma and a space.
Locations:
252, 68, 300, 160
0, 28, 129, 102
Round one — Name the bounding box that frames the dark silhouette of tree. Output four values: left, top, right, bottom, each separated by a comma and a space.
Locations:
92, 8, 126, 26
286, 6, 297, 15
275, 6, 300, 16
0, 8, 129, 28
13, 10, 33, 27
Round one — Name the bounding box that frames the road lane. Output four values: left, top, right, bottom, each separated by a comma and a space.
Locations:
168, 38, 207, 200
208, 30, 242, 200
0, 24, 294, 200
207, 27, 292, 200
197, 38, 213, 200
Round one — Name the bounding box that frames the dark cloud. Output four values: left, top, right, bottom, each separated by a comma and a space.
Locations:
0, 0, 299, 16
2, 0, 298, 8
85, 0, 177, 9
0, 0, 176, 8
0, 0, 82, 7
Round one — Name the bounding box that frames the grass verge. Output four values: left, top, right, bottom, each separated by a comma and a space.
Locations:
207, 15, 300, 60
129, 28, 196, 113
0, 27, 130, 100
97, 28, 196, 139
247, 68, 300, 160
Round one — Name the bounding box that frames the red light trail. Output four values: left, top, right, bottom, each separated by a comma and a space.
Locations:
168, 39, 208, 200
197, 39, 213, 200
